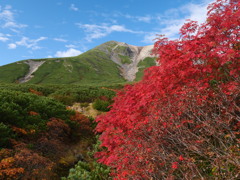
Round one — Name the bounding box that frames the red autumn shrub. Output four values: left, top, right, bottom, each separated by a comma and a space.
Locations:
14, 148, 55, 179
70, 112, 93, 137
35, 118, 71, 155
0, 147, 55, 180
0, 149, 24, 179
95, 0, 240, 179
46, 118, 71, 142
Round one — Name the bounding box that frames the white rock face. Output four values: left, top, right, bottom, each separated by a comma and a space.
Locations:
18, 60, 45, 83
110, 42, 155, 81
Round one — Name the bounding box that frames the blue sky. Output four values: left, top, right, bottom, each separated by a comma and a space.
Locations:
0, 0, 213, 66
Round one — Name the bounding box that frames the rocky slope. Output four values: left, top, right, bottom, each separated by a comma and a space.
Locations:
18, 60, 45, 83
95, 41, 155, 81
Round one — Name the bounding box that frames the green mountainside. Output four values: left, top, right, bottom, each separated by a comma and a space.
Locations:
0, 41, 156, 85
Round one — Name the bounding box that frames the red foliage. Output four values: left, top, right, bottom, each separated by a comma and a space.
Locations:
70, 112, 92, 135
29, 111, 39, 116
47, 117, 71, 141
0, 144, 55, 179
14, 148, 54, 179
99, 96, 109, 101
35, 118, 71, 155
0, 149, 24, 179
29, 88, 43, 96
95, 0, 240, 179
12, 127, 28, 135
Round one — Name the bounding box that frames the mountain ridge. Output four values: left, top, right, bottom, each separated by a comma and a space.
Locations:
0, 41, 156, 85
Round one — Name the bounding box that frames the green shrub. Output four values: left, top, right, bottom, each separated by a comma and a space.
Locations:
119, 55, 131, 64
63, 161, 110, 180
0, 89, 71, 129
49, 86, 116, 104
63, 139, 111, 180
0, 123, 14, 148
93, 99, 111, 112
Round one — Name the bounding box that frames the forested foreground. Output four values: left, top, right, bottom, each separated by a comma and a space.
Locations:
94, 0, 240, 179
0, 84, 117, 179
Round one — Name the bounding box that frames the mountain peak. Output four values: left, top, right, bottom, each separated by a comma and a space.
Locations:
95, 41, 155, 81
0, 41, 156, 84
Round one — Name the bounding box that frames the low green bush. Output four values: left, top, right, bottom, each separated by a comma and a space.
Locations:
0, 122, 14, 148
63, 139, 111, 180
93, 99, 111, 112
0, 89, 71, 131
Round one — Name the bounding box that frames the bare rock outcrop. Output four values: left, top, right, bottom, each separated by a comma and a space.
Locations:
18, 60, 45, 83
103, 41, 155, 81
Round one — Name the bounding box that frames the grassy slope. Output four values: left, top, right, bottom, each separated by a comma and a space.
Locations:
135, 57, 156, 81
0, 42, 155, 85
0, 48, 126, 85
27, 49, 125, 85
0, 62, 29, 83
119, 55, 132, 64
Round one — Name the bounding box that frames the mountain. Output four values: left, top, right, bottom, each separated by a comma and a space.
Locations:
0, 41, 156, 85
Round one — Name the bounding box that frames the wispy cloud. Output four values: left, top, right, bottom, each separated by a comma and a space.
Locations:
0, 5, 27, 30
0, 36, 9, 42
142, 32, 158, 44
70, 4, 79, 11
8, 36, 47, 50
136, 16, 152, 23
123, 14, 153, 23
142, 0, 214, 43
76, 23, 142, 42
65, 44, 77, 48
55, 48, 82, 57
103, 11, 154, 24
53, 38, 68, 42
8, 43, 16, 49
0, 33, 10, 42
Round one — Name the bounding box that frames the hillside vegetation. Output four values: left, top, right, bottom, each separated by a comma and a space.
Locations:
0, 83, 118, 179
0, 41, 155, 85
0, 63, 29, 83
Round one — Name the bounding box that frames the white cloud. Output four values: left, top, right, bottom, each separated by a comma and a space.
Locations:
142, 0, 214, 42
53, 38, 68, 42
76, 23, 142, 42
0, 36, 9, 41
136, 16, 152, 23
0, 33, 10, 42
3, 21, 27, 28
65, 44, 77, 48
142, 32, 159, 44
8, 43, 16, 49
11, 36, 47, 49
125, 14, 152, 23
70, 4, 79, 11
110, 12, 153, 23
0, 5, 14, 21
0, 5, 27, 30
55, 48, 82, 57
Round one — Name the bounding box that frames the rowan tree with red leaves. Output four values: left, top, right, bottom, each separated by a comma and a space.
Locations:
95, 0, 240, 179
